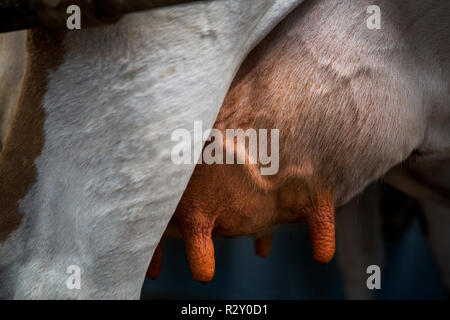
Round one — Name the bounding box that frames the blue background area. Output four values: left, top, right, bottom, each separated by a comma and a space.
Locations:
141, 218, 446, 300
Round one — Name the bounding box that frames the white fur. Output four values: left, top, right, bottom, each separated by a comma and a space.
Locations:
0, 0, 304, 299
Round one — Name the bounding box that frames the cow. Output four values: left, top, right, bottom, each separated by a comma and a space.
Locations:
148, 0, 450, 286
0, 0, 305, 299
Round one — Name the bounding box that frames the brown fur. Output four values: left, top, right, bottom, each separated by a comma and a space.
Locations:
0, 30, 65, 242
0, 32, 26, 149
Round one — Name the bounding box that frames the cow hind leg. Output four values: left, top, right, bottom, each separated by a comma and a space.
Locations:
419, 199, 450, 296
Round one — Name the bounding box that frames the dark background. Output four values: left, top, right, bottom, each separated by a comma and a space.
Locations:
141, 212, 446, 300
